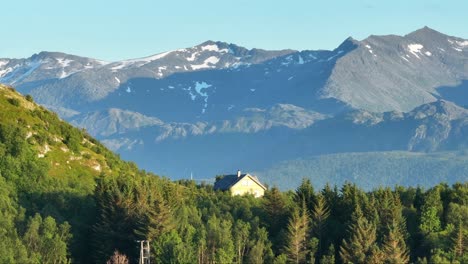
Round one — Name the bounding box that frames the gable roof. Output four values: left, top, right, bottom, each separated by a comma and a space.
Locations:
214, 173, 267, 191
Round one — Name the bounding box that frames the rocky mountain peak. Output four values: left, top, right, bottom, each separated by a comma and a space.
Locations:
410, 100, 468, 120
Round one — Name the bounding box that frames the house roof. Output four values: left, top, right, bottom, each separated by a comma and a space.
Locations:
214, 173, 267, 191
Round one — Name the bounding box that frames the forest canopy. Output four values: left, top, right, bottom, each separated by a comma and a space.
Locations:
0, 84, 466, 263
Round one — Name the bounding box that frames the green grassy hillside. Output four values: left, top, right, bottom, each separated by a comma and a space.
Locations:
0, 84, 174, 263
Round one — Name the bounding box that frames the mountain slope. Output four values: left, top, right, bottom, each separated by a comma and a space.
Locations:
2, 27, 467, 117
0, 84, 136, 262
256, 151, 468, 190
322, 27, 468, 112
0, 84, 140, 180
1, 27, 468, 188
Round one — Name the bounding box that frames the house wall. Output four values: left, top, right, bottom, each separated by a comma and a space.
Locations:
230, 177, 265, 198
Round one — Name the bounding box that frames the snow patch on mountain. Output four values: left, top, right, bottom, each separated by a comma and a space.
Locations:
56, 58, 73, 67
59, 70, 69, 79
191, 56, 220, 70
408, 44, 423, 58
456, 40, 468, 47
3, 60, 43, 84
0, 66, 14, 78
127, 51, 171, 64
194, 81, 212, 113
0, 60, 9, 67
230, 62, 251, 69
194, 81, 211, 96
109, 51, 171, 71
84, 63, 94, 69
281, 55, 295, 66
298, 55, 304, 64
187, 52, 199, 61
110, 63, 129, 71
201, 44, 219, 51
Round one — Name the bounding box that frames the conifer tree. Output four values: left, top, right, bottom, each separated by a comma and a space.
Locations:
312, 193, 330, 254
381, 221, 410, 264
339, 204, 377, 264
284, 201, 309, 264
295, 178, 315, 211
452, 221, 466, 260
263, 187, 288, 252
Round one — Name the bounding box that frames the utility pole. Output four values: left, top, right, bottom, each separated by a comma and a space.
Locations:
138, 240, 151, 264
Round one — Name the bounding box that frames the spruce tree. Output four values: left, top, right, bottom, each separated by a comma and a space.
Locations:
339, 204, 377, 264
452, 221, 466, 260
284, 201, 309, 264
381, 221, 410, 264
263, 187, 288, 252
295, 178, 315, 211
312, 193, 330, 254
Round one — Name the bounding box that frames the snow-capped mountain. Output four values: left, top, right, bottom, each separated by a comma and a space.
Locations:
0, 52, 108, 85
2, 27, 468, 187
322, 27, 468, 112
1, 40, 348, 119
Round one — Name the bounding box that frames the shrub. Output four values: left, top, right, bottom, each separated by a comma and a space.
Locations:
7, 98, 20, 107
25, 94, 34, 102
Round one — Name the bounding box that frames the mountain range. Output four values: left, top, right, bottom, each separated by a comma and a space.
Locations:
1, 26, 468, 189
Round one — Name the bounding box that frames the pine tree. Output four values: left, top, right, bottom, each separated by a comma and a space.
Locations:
381, 221, 410, 264
295, 178, 315, 211
263, 187, 288, 252
263, 187, 288, 231
284, 201, 309, 264
339, 204, 377, 264
452, 221, 466, 260
312, 194, 330, 254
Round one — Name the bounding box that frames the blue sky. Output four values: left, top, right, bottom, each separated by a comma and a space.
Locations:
1, 0, 466, 61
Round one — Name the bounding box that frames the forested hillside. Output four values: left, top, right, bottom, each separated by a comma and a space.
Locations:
0, 84, 466, 263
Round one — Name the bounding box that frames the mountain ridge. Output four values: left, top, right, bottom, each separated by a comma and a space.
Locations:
1, 27, 468, 185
